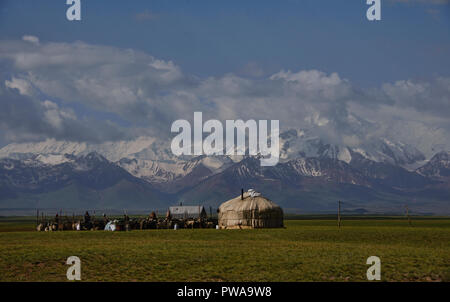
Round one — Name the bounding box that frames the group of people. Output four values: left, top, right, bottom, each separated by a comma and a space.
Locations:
49, 211, 130, 230
82, 211, 130, 229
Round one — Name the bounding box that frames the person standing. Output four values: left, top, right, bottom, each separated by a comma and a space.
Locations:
84, 211, 91, 230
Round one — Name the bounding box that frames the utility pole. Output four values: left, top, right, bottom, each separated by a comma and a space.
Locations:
405, 204, 412, 226
338, 201, 341, 228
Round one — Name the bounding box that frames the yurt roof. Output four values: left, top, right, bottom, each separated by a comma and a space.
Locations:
219, 192, 282, 212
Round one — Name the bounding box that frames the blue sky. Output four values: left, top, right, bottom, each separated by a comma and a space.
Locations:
0, 0, 449, 153
0, 0, 449, 86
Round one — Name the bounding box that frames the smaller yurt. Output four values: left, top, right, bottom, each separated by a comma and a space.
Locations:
218, 189, 284, 229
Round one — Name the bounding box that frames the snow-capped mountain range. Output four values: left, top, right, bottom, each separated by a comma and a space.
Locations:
0, 129, 448, 213
0, 128, 428, 179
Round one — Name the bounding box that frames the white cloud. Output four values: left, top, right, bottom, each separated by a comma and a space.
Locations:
4, 77, 34, 96
0, 80, 128, 144
382, 77, 450, 117
42, 100, 77, 131
0, 37, 448, 157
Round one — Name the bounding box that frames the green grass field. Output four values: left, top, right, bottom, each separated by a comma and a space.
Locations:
0, 217, 449, 282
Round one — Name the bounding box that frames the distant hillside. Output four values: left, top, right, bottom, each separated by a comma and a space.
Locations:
0, 153, 171, 209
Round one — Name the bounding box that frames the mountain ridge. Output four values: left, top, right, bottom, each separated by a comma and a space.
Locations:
0, 135, 448, 214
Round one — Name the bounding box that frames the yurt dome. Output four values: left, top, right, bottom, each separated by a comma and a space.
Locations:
218, 189, 284, 229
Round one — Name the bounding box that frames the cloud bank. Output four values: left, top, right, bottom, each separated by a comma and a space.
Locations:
0, 36, 449, 157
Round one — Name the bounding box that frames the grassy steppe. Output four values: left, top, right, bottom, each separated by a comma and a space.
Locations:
0, 217, 449, 281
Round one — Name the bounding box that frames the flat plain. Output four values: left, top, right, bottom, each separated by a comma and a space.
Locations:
0, 216, 448, 281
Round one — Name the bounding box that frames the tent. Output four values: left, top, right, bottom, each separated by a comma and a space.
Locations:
168, 206, 207, 219
218, 190, 284, 229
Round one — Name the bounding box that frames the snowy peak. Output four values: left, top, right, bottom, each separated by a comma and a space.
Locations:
34, 153, 74, 165
0, 153, 75, 168
79, 152, 108, 163
278, 128, 425, 167
231, 157, 264, 178
0, 137, 160, 162
377, 138, 425, 166
71, 152, 110, 171
117, 155, 234, 184
287, 158, 324, 177
117, 158, 178, 182
417, 151, 450, 178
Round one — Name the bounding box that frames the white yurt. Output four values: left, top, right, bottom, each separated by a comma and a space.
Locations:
218, 189, 284, 229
